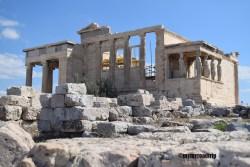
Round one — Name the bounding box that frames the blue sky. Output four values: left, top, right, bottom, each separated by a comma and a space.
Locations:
0, 0, 249, 103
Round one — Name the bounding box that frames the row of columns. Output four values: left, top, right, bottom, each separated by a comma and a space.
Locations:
166, 51, 222, 81
195, 51, 222, 81
107, 33, 146, 88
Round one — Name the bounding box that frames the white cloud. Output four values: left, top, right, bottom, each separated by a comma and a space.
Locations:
239, 65, 250, 80
0, 53, 41, 79
1, 28, 20, 39
0, 17, 18, 27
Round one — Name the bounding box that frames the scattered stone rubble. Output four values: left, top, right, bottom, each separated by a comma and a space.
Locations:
0, 83, 250, 166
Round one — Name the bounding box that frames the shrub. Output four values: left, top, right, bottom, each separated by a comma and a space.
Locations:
213, 121, 227, 131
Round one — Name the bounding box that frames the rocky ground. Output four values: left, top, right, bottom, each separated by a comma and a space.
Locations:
0, 84, 250, 167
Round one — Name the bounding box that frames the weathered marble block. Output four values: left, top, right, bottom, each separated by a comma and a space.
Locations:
128, 124, 155, 135
55, 83, 87, 95
64, 94, 94, 107
40, 93, 52, 108
132, 106, 152, 117
0, 95, 30, 107
118, 93, 154, 107
21, 107, 39, 121
38, 108, 53, 121
0, 105, 22, 120
61, 120, 92, 132
97, 121, 131, 137
53, 107, 109, 121
38, 120, 52, 132
7, 86, 35, 98
51, 94, 65, 108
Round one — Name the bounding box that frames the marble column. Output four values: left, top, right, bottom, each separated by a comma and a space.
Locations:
109, 39, 116, 83
234, 62, 239, 104
26, 64, 33, 86
124, 36, 131, 87
217, 59, 222, 81
47, 63, 53, 93
59, 57, 67, 85
178, 53, 186, 78
96, 42, 102, 84
195, 51, 202, 78
165, 54, 170, 80
139, 33, 146, 88
42, 60, 49, 93
211, 58, 216, 80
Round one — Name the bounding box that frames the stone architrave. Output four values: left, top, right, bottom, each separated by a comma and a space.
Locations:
217, 59, 222, 81
211, 58, 216, 80
178, 53, 186, 78
203, 55, 210, 78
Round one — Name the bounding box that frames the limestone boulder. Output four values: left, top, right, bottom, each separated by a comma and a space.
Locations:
20, 137, 174, 167
154, 126, 191, 133
210, 107, 231, 117
133, 117, 153, 124
93, 97, 118, 108
138, 141, 250, 167
118, 91, 154, 107
97, 121, 131, 137
151, 96, 172, 111
182, 98, 196, 107
60, 120, 92, 132
172, 111, 190, 118
55, 83, 87, 95
226, 122, 250, 132
19, 120, 39, 138
132, 106, 152, 117
128, 124, 156, 135
108, 108, 119, 121
0, 121, 34, 167
190, 119, 227, 131
0, 105, 22, 120
161, 120, 193, 129
109, 106, 132, 121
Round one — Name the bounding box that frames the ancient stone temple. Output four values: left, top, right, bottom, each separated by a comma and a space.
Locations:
24, 23, 239, 106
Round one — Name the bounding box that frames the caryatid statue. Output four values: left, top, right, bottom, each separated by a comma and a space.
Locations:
217, 59, 222, 81
203, 55, 210, 78
211, 58, 216, 80
179, 53, 187, 77
195, 51, 202, 78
